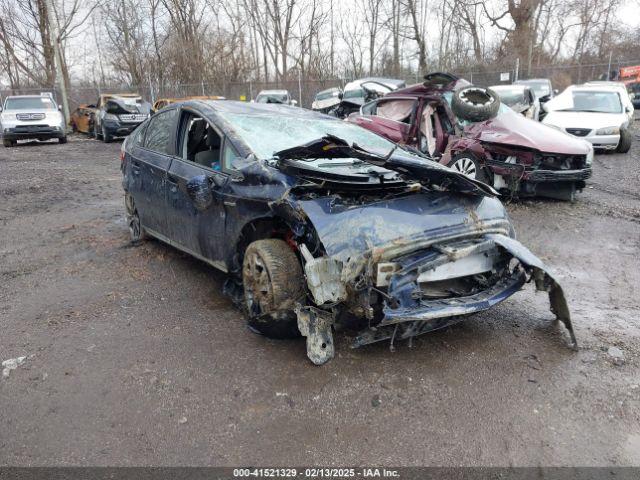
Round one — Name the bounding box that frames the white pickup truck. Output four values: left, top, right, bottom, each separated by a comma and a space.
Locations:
0, 93, 67, 147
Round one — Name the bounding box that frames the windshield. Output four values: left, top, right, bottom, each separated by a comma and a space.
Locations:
517, 81, 550, 97
256, 93, 287, 104
222, 113, 396, 159
560, 91, 623, 113
5, 97, 57, 110
343, 88, 364, 100
493, 88, 527, 106
316, 90, 340, 101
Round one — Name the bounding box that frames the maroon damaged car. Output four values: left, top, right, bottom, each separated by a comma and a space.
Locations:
348, 73, 594, 201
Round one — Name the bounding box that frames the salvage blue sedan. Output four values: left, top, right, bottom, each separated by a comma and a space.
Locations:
121, 100, 576, 364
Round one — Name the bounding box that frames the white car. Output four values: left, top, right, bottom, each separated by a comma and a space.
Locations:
255, 90, 297, 106
542, 85, 633, 153
0, 94, 67, 147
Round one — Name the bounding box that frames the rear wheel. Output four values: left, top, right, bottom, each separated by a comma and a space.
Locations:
242, 239, 305, 338
616, 128, 632, 153
125, 193, 146, 243
447, 152, 489, 183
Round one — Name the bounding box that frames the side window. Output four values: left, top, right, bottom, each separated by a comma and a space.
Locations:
222, 141, 241, 171
129, 122, 148, 148
179, 112, 222, 171
144, 109, 176, 154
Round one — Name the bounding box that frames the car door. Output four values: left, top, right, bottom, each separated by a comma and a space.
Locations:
164, 108, 230, 268
128, 107, 178, 235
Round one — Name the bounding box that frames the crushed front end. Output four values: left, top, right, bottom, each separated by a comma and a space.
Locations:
481, 143, 593, 201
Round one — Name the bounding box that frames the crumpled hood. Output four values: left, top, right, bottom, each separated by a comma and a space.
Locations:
296, 191, 510, 263
542, 111, 628, 130
465, 110, 591, 155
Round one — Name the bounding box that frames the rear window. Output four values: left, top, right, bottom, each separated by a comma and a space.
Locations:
5, 97, 57, 110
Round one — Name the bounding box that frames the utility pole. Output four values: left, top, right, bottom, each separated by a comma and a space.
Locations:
43, 0, 70, 127
514, 58, 520, 82
607, 51, 613, 80
298, 69, 302, 107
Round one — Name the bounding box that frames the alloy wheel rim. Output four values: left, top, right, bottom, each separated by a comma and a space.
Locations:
244, 252, 272, 315
129, 215, 140, 240
452, 157, 477, 178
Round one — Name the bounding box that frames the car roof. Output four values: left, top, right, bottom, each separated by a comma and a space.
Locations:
6, 95, 50, 99
570, 84, 624, 92
257, 89, 289, 95
515, 78, 550, 83
102, 93, 140, 97
490, 84, 529, 90
344, 77, 405, 90
190, 99, 329, 119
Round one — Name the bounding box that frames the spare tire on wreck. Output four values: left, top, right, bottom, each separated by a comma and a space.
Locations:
452, 86, 500, 122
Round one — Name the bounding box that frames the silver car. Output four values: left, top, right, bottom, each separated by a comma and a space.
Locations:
1, 94, 67, 147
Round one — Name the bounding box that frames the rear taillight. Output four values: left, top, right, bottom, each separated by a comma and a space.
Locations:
120, 140, 126, 163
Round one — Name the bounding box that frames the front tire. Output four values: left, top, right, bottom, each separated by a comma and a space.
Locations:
102, 125, 112, 143
58, 136, 67, 144
3, 139, 14, 147
447, 152, 490, 183
242, 239, 305, 338
616, 128, 632, 153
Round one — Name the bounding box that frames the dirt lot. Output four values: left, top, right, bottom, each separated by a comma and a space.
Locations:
1, 124, 639, 467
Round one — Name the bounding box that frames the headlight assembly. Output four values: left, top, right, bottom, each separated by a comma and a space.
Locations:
596, 126, 620, 135
586, 147, 594, 166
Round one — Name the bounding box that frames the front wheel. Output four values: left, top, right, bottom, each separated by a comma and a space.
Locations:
616, 128, 632, 153
3, 139, 14, 147
447, 152, 490, 183
58, 136, 67, 144
102, 125, 112, 143
242, 239, 306, 338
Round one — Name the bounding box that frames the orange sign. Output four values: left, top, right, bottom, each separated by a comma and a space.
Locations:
620, 65, 640, 78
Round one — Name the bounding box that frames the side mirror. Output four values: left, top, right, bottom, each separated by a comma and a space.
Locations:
58, 105, 62, 111
186, 175, 213, 211
338, 91, 344, 100
553, 89, 559, 95
0, 106, 3, 112
626, 106, 632, 113
291, 99, 298, 106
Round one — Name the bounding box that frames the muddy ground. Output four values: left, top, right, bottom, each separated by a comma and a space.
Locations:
1, 123, 639, 467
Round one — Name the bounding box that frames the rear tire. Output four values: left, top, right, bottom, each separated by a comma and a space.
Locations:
242, 239, 305, 338
3, 139, 14, 147
452, 86, 500, 122
616, 128, 632, 153
125, 193, 146, 243
447, 152, 490, 183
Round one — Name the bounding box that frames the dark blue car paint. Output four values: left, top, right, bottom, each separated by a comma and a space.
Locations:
121, 100, 576, 357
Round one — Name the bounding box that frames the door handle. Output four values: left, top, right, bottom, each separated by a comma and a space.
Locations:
131, 161, 141, 175
167, 175, 179, 193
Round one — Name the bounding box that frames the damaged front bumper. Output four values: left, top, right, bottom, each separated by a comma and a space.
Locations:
296, 233, 577, 365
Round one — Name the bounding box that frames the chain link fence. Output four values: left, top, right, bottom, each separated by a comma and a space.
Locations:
2, 60, 639, 113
